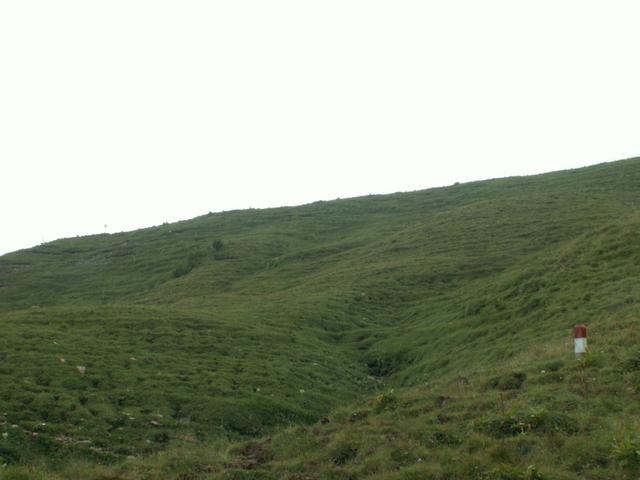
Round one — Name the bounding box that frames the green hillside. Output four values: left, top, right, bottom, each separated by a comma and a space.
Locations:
1, 158, 640, 479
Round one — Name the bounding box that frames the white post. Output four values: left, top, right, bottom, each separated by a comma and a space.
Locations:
574, 324, 587, 357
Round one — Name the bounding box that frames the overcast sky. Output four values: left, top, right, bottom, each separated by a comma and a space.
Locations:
1, 1, 639, 256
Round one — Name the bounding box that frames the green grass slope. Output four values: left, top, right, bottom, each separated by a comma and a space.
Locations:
1, 157, 639, 478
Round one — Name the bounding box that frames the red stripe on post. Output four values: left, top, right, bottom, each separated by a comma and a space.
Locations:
574, 324, 587, 339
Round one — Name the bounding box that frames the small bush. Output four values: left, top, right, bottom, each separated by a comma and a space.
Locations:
330, 440, 359, 465
611, 434, 640, 472
172, 264, 191, 278
544, 360, 564, 372
621, 350, 640, 372
487, 372, 527, 391
212, 239, 224, 252
228, 440, 273, 466
367, 356, 405, 377
154, 432, 170, 444
422, 429, 461, 447
372, 391, 398, 413
480, 408, 578, 437
348, 410, 369, 423
519, 296, 544, 315
465, 300, 486, 315
577, 351, 604, 369
173, 250, 206, 278
389, 447, 421, 467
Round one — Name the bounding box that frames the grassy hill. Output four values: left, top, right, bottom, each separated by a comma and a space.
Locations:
1, 158, 640, 479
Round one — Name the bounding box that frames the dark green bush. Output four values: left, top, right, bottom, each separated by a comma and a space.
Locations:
173, 250, 206, 278
544, 360, 564, 372
330, 441, 358, 465
366, 352, 407, 377
212, 239, 224, 252
487, 372, 527, 391
480, 408, 578, 437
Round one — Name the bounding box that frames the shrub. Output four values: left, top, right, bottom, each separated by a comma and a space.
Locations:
173, 250, 206, 278
228, 440, 273, 466
621, 350, 640, 372
212, 239, 224, 252
348, 410, 369, 423
366, 352, 407, 377
480, 408, 578, 437
330, 441, 359, 465
465, 300, 486, 315
372, 391, 398, 413
389, 447, 421, 467
422, 429, 461, 447
611, 434, 640, 472
544, 360, 564, 372
486, 372, 527, 391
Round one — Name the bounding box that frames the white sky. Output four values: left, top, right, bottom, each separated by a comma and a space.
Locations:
1, 1, 639, 256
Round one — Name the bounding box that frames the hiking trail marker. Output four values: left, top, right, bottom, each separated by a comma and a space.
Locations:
574, 324, 587, 357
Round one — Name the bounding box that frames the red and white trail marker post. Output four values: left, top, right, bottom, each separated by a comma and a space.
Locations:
574, 324, 587, 357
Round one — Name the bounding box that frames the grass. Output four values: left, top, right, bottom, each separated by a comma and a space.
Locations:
0, 157, 639, 478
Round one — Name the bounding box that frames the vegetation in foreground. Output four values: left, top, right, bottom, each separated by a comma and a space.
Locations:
1, 157, 640, 478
